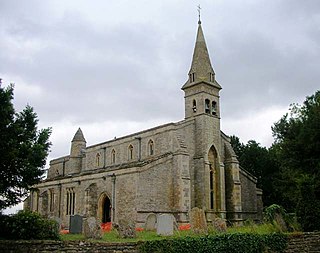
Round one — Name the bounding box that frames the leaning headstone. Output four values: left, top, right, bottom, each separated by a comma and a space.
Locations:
145, 213, 157, 231
212, 217, 227, 232
157, 214, 174, 236
114, 219, 136, 238
83, 216, 102, 239
69, 214, 83, 234
189, 207, 208, 234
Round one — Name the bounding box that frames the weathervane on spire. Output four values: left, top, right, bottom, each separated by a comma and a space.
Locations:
197, 4, 201, 24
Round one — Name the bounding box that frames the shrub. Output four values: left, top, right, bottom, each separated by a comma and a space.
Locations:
139, 233, 287, 253
0, 210, 60, 240
264, 204, 299, 232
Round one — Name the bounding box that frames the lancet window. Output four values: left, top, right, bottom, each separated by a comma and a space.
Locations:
66, 187, 75, 215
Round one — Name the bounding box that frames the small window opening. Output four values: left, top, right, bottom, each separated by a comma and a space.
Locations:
192, 99, 197, 112
128, 145, 133, 160
111, 149, 116, 164
212, 101, 217, 115
210, 73, 214, 82
189, 73, 195, 82
148, 140, 154, 156
205, 99, 211, 114
96, 153, 100, 167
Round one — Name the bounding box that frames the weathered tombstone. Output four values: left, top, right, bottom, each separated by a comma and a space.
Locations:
189, 207, 208, 234
274, 213, 288, 232
212, 217, 227, 232
145, 213, 157, 231
50, 216, 62, 230
69, 214, 83, 234
83, 216, 102, 239
114, 219, 136, 238
157, 214, 174, 236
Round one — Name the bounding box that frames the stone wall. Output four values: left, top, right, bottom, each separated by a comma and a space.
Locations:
1, 233, 319, 252
285, 232, 320, 253
0, 241, 140, 253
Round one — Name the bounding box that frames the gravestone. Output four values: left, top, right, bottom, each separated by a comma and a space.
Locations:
145, 213, 157, 231
83, 216, 102, 239
69, 215, 83, 234
189, 207, 208, 234
212, 217, 227, 232
114, 219, 136, 238
157, 214, 174, 236
50, 216, 62, 230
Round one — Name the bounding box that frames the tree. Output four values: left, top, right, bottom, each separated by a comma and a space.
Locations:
230, 136, 280, 207
272, 90, 320, 228
0, 83, 51, 210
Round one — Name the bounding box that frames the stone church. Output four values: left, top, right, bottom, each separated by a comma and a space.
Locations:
26, 20, 263, 228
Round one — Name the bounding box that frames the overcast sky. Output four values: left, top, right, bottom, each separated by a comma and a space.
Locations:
1, 1, 319, 212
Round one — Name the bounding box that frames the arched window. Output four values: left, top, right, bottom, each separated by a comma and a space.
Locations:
212, 101, 217, 115
189, 73, 195, 82
96, 153, 101, 167
205, 99, 211, 114
66, 187, 75, 215
128, 145, 133, 160
208, 146, 218, 211
192, 99, 197, 112
111, 149, 116, 164
209, 73, 214, 82
148, 139, 154, 156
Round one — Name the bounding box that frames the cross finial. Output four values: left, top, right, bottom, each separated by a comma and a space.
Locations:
197, 4, 201, 24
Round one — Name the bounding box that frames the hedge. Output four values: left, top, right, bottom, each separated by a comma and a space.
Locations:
140, 233, 287, 253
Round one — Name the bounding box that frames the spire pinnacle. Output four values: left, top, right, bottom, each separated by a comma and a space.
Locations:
72, 128, 86, 142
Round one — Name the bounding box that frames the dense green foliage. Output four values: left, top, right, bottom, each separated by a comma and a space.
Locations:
0, 210, 60, 240
295, 175, 320, 231
230, 136, 279, 206
231, 90, 320, 231
140, 233, 287, 253
271, 90, 320, 215
0, 83, 51, 210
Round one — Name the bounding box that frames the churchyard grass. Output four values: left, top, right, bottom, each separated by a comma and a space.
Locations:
60, 223, 281, 242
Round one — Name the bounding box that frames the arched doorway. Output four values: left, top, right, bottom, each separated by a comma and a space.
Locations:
102, 195, 111, 223
98, 193, 112, 223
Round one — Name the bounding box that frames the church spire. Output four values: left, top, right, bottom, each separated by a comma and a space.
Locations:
182, 19, 220, 90
72, 128, 86, 142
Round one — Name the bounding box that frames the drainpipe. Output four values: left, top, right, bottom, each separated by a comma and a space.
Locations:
111, 173, 116, 223
135, 137, 142, 161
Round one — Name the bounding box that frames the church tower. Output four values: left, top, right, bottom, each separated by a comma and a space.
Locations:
182, 19, 226, 218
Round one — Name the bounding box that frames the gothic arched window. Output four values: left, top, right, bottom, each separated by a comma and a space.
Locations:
96, 153, 100, 167
212, 101, 217, 115
148, 139, 154, 156
205, 99, 211, 114
193, 99, 197, 112
128, 145, 133, 160
111, 149, 116, 164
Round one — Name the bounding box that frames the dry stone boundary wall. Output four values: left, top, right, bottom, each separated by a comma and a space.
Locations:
0, 232, 319, 253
